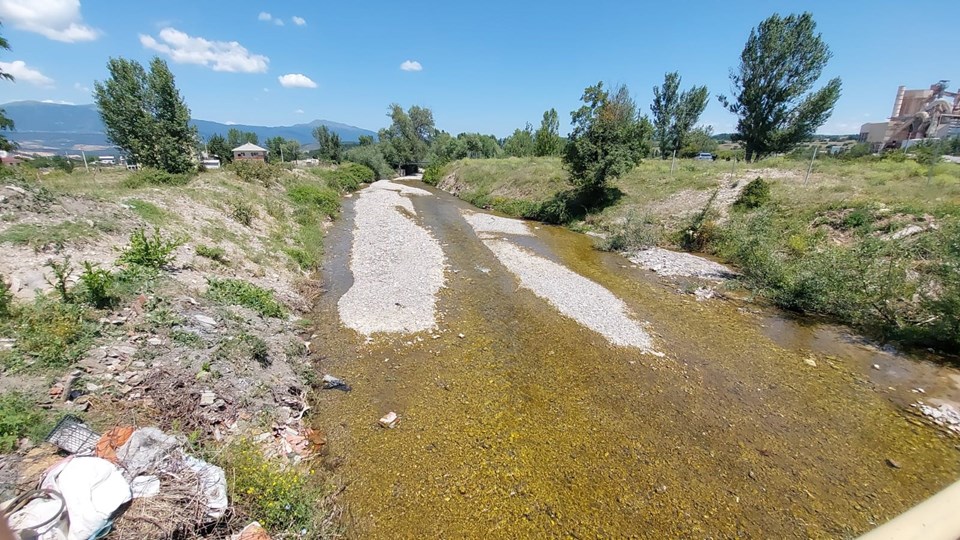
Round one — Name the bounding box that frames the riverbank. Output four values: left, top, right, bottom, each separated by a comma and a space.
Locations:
0, 162, 373, 538
426, 156, 960, 356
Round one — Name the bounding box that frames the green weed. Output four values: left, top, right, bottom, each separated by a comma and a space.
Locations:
0, 392, 54, 452
118, 227, 184, 269
206, 278, 285, 318
196, 245, 229, 264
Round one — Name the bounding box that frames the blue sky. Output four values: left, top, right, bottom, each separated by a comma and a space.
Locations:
0, 0, 956, 137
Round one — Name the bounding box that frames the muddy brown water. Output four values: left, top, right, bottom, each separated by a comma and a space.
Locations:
310, 182, 960, 539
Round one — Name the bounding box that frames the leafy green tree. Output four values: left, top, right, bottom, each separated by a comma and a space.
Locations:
207, 133, 231, 163
503, 124, 535, 157
378, 104, 436, 168
357, 135, 375, 146
284, 139, 302, 161
346, 144, 392, 179
533, 108, 563, 156
457, 132, 501, 158
227, 128, 258, 148
0, 25, 15, 151
651, 72, 709, 158
264, 136, 290, 162
679, 126, 719, 158
312, 125, 343, 162
563, 82, 651, 194
428, 131, 467, 164
718, 12, 842, 161
94, 57, 196, 174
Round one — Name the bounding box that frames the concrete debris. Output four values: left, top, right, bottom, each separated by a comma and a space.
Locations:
321, 374, 350, 391
199, 391, 217, 406
914, 402, 960, 435
379, 411, 399, 429
194, 314, 217, 327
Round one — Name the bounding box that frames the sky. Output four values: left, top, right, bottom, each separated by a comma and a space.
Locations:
0, 0, 956, 137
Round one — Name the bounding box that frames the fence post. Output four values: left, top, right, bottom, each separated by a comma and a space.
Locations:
670, 150, 677, 175
803, 146, 818, 185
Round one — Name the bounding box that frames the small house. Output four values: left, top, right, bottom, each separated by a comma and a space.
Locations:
232, 143, 268, 162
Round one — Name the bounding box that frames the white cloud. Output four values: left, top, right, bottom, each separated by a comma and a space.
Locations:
292, 16, 306, 26
277, 73, 317, 89
258, 11, 271, 21
140, 28, 269, 73
41, 99, 74, 105
274, 19, 284, 26
400, 60, 423, 72
0, 60, 54, 87
0, 0, 99, 42
295, 109, 304, 114
73, 82, 90, 93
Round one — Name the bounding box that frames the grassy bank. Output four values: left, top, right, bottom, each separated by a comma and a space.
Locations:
429, 156, 960, 354
0, 160, 372, 538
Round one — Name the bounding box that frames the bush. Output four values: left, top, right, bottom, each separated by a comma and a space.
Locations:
218, 439, 331, 537
422, 163, 445, 186
311, 162, 375, 193
2, 298, 95, 372
598, 214, 663, 252
287, 183, 341, 218
214, 332, 269, 368
78, 261, 116, 308
230, 160, 283, 185
118, 227, 184, 269
733, 177, 771, 210
206, 277, 285, 318
196, 245, 228, 264
0, 274, 12, 319
0, 392, 53, 452
345, 145, 393, 180
230, 200, 257, 227
681, 189, 720, 251
121, 167, 191, 189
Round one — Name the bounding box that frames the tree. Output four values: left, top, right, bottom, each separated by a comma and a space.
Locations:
227, 128, 258, 148
719, 12, 842, 161
679, 126, 719, 158
533, 108, 563, 156
207, 133, 231, 163
94, 56, 196, 173
563, 82, 651, 194
0, 25, 15, 151
378, 104, 436, 168
503, 124, 535, 157
457, 132, 501, 159
651, 72, 709, 158
429, 131, 466, 164
358, 135, 375, 146
313, 125, 342, 162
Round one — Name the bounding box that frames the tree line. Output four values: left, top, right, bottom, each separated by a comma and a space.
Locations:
73, 11, 839, 186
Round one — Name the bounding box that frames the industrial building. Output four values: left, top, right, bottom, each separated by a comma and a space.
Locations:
859, 81, 960, 151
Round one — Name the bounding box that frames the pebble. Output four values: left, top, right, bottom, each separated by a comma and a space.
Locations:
146, 337, 163, 346
195, 314, 217, 327
872, 364, 880, 370
885, 458, 901, 469
458, 333, 465, 339
804, 358, 817, 368
199, 391, 217, 406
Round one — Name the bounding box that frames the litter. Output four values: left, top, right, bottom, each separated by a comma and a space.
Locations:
379, 411, 399, 429
114, 427, 183, 478
321, 374, 350, 391
46, 416, 99, 455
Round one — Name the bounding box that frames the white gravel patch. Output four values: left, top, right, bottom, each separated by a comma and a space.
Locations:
337, 182, 445, 335
483, 238, 657, 352
461, 210, 533, 236
628, 247, 735, 280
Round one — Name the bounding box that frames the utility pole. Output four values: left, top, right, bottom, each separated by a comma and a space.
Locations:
803, 146, 818, 185
81, 149, 89, 173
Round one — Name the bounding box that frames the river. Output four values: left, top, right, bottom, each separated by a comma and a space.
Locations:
310, 180, 960, 539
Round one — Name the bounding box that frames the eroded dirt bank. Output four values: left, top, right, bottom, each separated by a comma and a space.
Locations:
311, 181, 960, 539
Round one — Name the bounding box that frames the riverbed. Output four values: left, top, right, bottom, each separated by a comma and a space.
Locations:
310, 180, 960, 538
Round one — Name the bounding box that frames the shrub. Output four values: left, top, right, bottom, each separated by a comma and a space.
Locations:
206, 277, 285, 318
78, 261, 116, 308
0, 274, 12, 318
681, 189, 720, 251
2, 299, 95, 372
422, 163, 444, 186
0, 392, 53, 452
345, 145, 393, 180
311, 162, 375, 193
733, 177, 771, 210
122, 167, 191, 188
218, 439, 330, 537
231, 160, 283, 185
286, 183, 341, 218
45, 257, 73, 303
118, 227, 184, 269
230, 200, 256, 227
195, 245, 228, 264
598, 214, 662, 252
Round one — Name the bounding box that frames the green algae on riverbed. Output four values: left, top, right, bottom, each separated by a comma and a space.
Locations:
309, 183, 960, 539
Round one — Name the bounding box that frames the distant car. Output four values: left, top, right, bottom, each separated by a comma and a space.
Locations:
694, 152, 714, 161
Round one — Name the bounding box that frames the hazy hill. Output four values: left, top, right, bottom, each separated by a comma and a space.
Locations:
0, 101, 376, 152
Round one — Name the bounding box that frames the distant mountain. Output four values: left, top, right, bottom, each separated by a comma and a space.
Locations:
0, 101, 376, 153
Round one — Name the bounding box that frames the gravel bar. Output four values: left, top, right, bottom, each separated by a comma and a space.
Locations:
483, 238, 657, 352
461, 210, 533, 237
628, 247, 735, 280
337, 181, 445, 335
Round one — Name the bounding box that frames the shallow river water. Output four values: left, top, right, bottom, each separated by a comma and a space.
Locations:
310, 181, 960, 539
